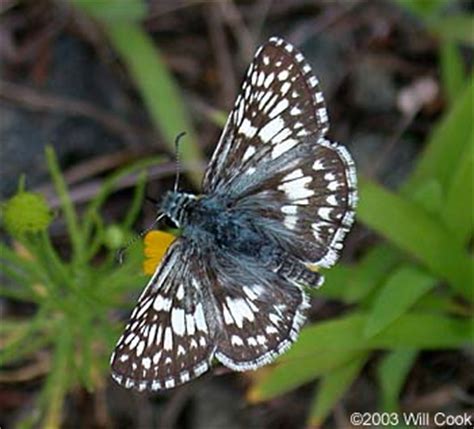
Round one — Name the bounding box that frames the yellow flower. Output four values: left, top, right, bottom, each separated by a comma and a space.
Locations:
143, 230, 176, 275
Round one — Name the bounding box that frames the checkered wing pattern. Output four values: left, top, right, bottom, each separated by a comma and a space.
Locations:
110, 240, 215, 391
203, 37, 329, 194
203, 37, 356, 267
210, 257, 309, 370
235, 138, 356, 267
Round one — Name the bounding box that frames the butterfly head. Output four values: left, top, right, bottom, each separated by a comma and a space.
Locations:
160, 191, 198, 228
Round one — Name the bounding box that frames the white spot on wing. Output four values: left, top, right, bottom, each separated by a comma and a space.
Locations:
171, 308, 186, 336
281, 205, 298, 214
164, 327, 173, 350
186, 313, 195, 335
194, 303, 207, 333
313, 159, 325, 170
259, 117, 285, 143
240, 118, 257, 138
278, 176, 314, 199
142, 357, 151, 369
269, 99, 289, 118
264, 72, 275, 88
283, 169, 303, 181
284, 215, 298, 229
242, 145, 256, 162
318, 207, 333, 221
231, 335, 244, 346
136, 340, 145, 357
278, 70, 289, 81
272, 139, 298, 159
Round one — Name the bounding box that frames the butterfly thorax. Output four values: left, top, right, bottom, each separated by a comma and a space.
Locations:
160, 191, 198, 227
162, 191, 267, 258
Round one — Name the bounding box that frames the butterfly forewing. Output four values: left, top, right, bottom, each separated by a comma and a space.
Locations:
204, 36, 356, 267
203, 37, 329, 194
110, 240, 215, 391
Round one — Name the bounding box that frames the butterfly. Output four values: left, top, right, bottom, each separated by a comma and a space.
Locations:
110, 37, 357, 391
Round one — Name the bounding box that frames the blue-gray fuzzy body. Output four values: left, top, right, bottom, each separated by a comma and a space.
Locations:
160, 190, 322, 288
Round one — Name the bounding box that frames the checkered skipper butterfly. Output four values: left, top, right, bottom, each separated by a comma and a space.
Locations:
110, 37, 357, 391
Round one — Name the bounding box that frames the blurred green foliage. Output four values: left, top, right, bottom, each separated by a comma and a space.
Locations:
396, 0, 474, 44
250, 14, 473, 425
0, 147, 166, 428
72, 0, 205, 187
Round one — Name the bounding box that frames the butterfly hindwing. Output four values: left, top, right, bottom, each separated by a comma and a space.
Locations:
210, 255, 309, 370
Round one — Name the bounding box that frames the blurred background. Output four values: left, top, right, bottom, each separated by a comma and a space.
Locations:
0, 0, 473, 428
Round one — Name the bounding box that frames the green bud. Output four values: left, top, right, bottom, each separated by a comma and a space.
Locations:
104, 225, 125, 250
2, 191, 52, 237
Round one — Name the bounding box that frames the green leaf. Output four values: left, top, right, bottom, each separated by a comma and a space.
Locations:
286, 313, 471, 357
364, 266, 437, 338
441, 131, 474, 244
394, 0, 448, 18
250, 312, 471, 401
429, 16, 474, 44
405, 76, 473, 193
101, 22, 204, 187
440, 41, 465, 104
45, 146, 85, 265
122, 170, 147, 229
40, 324, 72, 429
358, 178, 473, 301
409, 179, 443, 214
248, 350, 363, 402
377, 349, 418, 412
307, 354, 368, 426
320, 244, 401, 303
72, 0, 147, 22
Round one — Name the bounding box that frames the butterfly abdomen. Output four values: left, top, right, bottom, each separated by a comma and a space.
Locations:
275, 257, 324, 288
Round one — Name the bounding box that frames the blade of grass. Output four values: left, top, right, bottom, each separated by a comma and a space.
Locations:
364, 266, 437, 338
429, 16, 474, 44
101, 22, 204, 187
122, 170, 147, 229
404, 76, 473, 193
377, 349, 418, 412
250, 312, 470, 401
285, 313, 471, 358
247, 350, 364, 403
440, 41, 465, 104
45, 146, 85, 265
358, 177, 473, 301
72, 0, 146, 22
41, 324, 72, 429
306, 354, 368, 426
320, 245, 401, 304
441, 131, 474, 244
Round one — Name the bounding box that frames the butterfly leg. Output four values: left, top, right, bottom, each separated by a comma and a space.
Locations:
274, 256, 324, 288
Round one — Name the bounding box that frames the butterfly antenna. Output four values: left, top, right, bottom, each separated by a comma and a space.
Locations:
173, 131, 186, 192
117, 212, 166, 264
